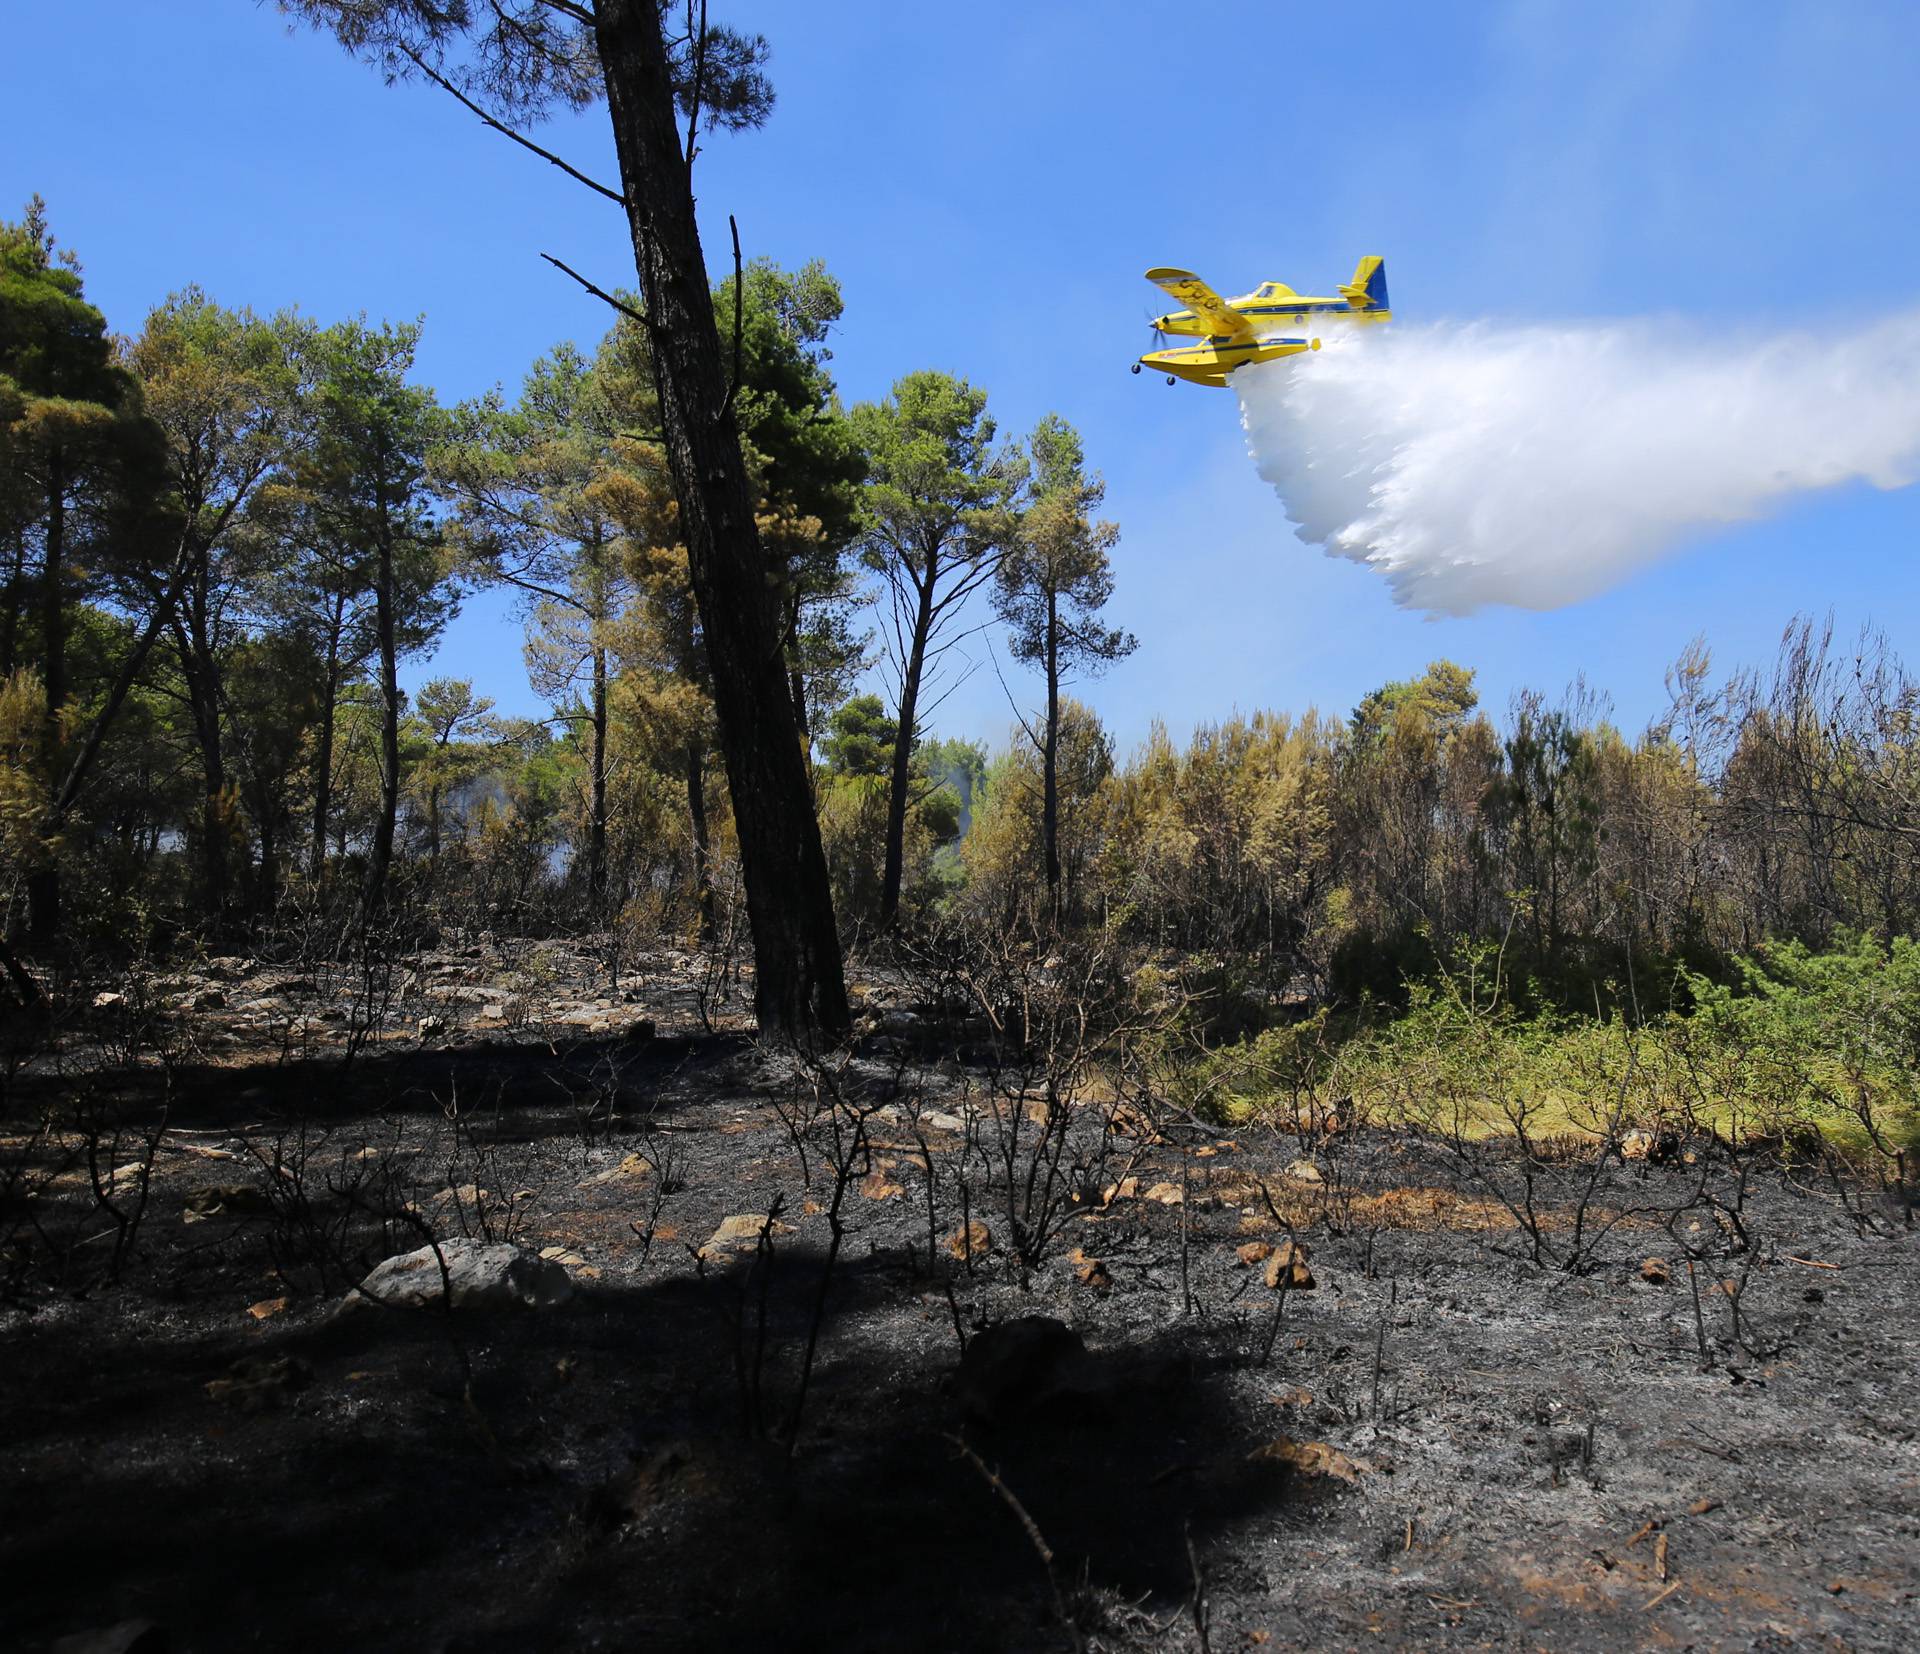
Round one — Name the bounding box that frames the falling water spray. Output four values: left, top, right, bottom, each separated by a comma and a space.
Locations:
1236, 312, 1920, 615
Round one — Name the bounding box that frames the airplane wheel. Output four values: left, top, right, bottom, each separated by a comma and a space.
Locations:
1130, 363, 1141, 375
1166, 375, 1176, 386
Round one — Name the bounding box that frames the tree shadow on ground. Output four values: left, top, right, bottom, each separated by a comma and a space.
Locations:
5, 1027, 764, 1144
5, 1226, 1309, 1653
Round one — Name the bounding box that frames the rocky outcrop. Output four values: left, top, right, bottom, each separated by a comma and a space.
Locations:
341, 1238, 574, 1313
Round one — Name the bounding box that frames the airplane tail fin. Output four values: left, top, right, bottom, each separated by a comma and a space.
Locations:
1339, 256, 1390, 311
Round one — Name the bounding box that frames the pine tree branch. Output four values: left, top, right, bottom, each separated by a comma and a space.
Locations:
398, 42, 625, 206
719, 213, 745, 421
540, 253, 648, 324
532, 0, 596, 25
682, 0, 709, 171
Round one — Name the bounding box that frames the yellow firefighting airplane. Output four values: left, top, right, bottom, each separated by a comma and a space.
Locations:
1135, 256, 1390, 386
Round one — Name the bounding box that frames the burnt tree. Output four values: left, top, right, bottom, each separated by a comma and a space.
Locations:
592, 1, 847, 1038
283, 0, 850, 1038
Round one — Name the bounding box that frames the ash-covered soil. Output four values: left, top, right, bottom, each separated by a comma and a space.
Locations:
4, 947, 1918, 1652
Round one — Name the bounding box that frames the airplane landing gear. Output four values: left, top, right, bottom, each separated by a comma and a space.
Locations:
1130, 363, 1141, 375
1166, 375, 1176, 386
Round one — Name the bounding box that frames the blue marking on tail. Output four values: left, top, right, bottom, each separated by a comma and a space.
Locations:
1365, 259, 1390, 311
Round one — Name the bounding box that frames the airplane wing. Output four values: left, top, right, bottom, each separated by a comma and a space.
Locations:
1145, 268, 1253, 337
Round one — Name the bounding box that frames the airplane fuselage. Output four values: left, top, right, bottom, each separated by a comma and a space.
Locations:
1152, 295, 1393, 337
1139, 260, 1391, 387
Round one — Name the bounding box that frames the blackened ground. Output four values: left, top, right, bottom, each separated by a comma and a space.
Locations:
3, 981, 1917, 1652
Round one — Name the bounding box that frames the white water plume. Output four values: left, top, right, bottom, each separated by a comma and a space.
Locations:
1236, 311, 1920, 614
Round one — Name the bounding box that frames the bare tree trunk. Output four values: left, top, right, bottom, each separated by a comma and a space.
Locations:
27, 463, 66, 951
687, 736, 714, 943
362, 515, 401, 920
49, 543, 191, 833
0, 930, 49, 1017
1043, 587, 1061, 927
175, 607, 231, 935
783, 590, 809, 741
310, 593, 345, 887
880, 563, 934, 927
256, 816, 279, 915
311, 670, 338, 885
590, 640, 609, 916
196, 739, 229, 933
0, 529, 25, 677
594, 0, 848, 1041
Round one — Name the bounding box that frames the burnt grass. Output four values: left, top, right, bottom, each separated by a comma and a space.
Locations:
4, 955, 1919, 1652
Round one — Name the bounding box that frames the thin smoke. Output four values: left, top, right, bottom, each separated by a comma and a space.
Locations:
1236, 312, 1920, 615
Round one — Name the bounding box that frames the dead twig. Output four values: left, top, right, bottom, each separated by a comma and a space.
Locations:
1655, 1436, 1745, 1466
1687, 1259, 1713, 1371
944, 1433, 1085, 1654
1185, 1519, 1212, 1654
397, 41, 624, 204
1370, 1313, 1388, 1423
1256, 1272, 1293, 1368
540, 253, 647, 326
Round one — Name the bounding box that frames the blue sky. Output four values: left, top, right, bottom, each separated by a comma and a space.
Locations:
7, 0, 1920, 750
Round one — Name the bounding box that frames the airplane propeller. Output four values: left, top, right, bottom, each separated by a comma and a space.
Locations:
1132, 315, 1168, 377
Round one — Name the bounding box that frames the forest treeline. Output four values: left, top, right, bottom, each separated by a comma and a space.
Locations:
4, 192, 1919, 1026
